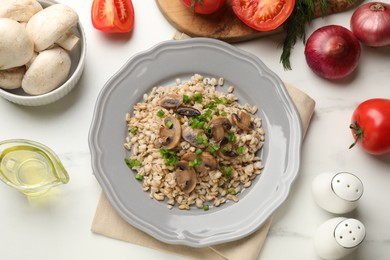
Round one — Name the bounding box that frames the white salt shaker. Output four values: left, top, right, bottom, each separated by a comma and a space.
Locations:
312, 172, 363, 214
314, 217, 366, 259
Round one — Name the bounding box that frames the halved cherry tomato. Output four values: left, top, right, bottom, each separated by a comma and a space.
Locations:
231, 0, 295, 31
180, 0, 226, 15
91, 0, 134, 33
350, 98, 390, 155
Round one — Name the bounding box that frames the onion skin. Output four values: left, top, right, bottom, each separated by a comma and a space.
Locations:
305, 25, 361, 80
351, 2, 390, 47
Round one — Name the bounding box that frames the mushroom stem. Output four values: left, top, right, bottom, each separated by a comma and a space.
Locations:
56, 30, 80, 52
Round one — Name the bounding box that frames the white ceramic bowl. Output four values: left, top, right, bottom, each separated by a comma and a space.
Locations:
0, 0, 86, 106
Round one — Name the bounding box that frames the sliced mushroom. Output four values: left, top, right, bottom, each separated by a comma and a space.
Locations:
182, 126, 205, 148
159, 116, 181, 150
0, 18, 34, 70
0, 66, 26, 90
181, 152, 217, 173
175, 161, 197, 193
26, 4, 80, 52
0, 0, 43, 22
231, 111, 254, 132
159, 94, 182, 109
209, 117, 232, 142
176, 106, 201, 117
218, 137, 238, 160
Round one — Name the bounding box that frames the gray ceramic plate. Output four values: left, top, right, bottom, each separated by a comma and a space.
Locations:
89, 38, 302, 247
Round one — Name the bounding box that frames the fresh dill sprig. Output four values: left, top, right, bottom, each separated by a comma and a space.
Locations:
280, 0, 328, 70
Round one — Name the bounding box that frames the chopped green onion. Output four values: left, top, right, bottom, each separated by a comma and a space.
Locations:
165, 120, 173, 129
183, 95, 191, 104
221, 97, 228, 105
205, 126, 212, 136
197, 135, 204, 144
192, 93, 203, 103
227, 133, 236, 142
229, 188, 237, 195
205, 101, 215, 109
125, 158, 141, 168
160, 149, 178, 166
135, 173, 143, 181
203, 204, 209, 211
209, 144, 219, 153
195, 149, 202, 155
224, 166, 232, 175
189, 158, 202, 167
236, 146, 244, 155
129, 127, 138, 135
214, 108, 220, 115
221, 112, 227, 117
156, 110, 165, 118
222, 146, 229, 153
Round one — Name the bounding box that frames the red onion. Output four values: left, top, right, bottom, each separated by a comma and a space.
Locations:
351, 2, 390, 47
304, 25, 361, 80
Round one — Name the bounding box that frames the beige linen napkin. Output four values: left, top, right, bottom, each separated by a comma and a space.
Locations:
91, 33, 315, 260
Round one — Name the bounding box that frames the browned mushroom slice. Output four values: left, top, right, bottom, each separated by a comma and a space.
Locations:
175, 161, 197, 193
231, 111, 254, 131
176, 106, 201, 117
208, 117, 232, 142
181, 152, 217, 173
159, 94, 182, 109
159, 116, 181, 149
182, 126, 205, 148
218, 137, 238, 160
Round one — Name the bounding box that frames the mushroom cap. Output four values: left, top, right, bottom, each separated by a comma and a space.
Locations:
0, 66, 26, 89
0, 0, 43, 22
175, 161, 197, 193
159, 94, 182, 109
182, 152, 217, 173
182, 126, 206, 148
22, 46, 71, 95
159, 116, 181, 149
176, 106, 201, 117
209, 117, 232, 142
231, 111, 254, 132
26, 4, 79, 52
0, 18, 34, 70
218, 137, 238, 160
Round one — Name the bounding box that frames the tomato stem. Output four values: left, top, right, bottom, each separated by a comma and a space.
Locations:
349, 120, 364, 149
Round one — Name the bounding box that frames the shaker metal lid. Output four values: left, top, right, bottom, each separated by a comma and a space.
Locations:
334, 218, 366, 248
332, 172, 363, 201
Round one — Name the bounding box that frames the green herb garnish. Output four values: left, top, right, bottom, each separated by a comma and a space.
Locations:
135, 173, 143, 181
183, 95, 191, 104
156, 110, 165, 118
281, 0, 330, 70
129, 127, 138, 135
125, 158, 141, 168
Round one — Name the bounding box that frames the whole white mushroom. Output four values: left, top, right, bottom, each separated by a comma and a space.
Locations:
0, 0, 43, 22
22, 46, 71, 95
0, 18, 34, 70
26, 4, 80, 52
0, 66, 26, 90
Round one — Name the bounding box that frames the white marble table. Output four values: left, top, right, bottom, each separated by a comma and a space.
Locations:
1, 1, 389, 259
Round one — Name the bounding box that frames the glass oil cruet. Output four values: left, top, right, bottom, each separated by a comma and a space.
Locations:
0, 139, 69, 196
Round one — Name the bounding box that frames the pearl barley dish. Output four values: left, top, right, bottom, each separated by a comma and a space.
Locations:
124, 74, 265, 210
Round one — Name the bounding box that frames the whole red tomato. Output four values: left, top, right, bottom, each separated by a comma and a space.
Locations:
231, 0, 296, 31
349, 98, 390, 155
91, 0, 134, 33
180, 0, 225, 15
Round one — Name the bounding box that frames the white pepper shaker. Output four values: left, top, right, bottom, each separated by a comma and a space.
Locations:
314, 217, 366, 260
312, 172, 363, 214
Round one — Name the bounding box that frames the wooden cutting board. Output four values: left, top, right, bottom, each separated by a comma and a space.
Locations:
156, 0, 363, 43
